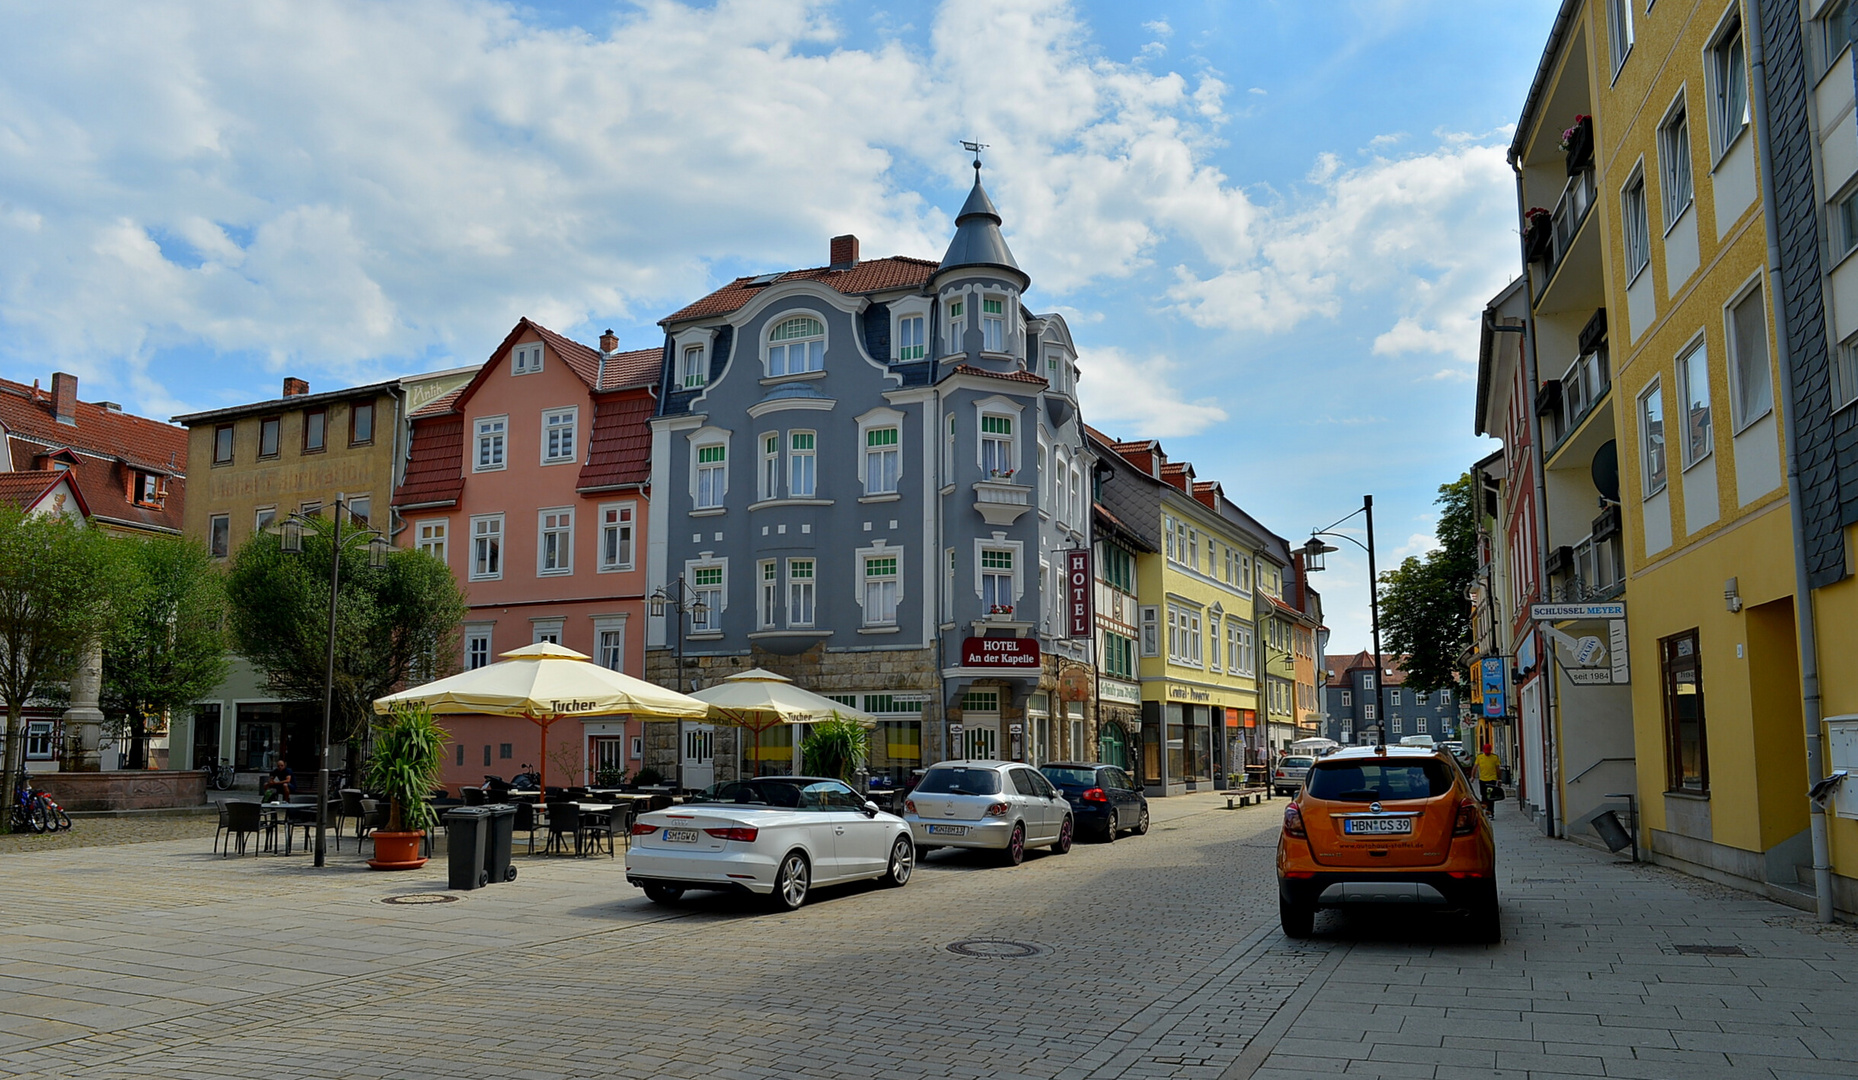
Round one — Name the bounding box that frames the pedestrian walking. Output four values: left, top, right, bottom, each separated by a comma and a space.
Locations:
1475, 745, 1501, 815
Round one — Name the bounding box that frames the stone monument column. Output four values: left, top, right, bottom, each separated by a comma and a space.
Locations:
62, 640, 105, 772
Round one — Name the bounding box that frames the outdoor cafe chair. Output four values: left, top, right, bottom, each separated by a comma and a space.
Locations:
212, 802, 230, 853
222, 801, 266, 857
462, 787, 485, 806
544, 802, 585, 856
513, 800, 539, 855
582, 805, 616, 858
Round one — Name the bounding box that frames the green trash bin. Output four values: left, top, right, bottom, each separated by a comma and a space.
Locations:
482, 803, 518, 883
444, 807, 490, 890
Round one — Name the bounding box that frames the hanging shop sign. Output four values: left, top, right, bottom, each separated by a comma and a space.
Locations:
961, 637, 1041, 668
1066, 548, 1093, 638
1098, 678, 1142, 706
1479, 657, 1508, 718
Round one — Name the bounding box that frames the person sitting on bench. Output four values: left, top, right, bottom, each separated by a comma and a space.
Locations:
263, 758, 294, 802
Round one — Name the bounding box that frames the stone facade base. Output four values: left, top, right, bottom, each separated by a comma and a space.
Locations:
35, 770, 208, 812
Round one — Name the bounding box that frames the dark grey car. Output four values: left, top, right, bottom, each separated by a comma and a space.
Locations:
1039, 762, 1149, 841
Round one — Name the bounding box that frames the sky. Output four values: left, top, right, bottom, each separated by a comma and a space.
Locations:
0, 0, 1561, 655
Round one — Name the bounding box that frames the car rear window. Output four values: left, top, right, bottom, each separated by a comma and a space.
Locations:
1305, 759, 1454, 802
1282, 757, 1314, 769
914, 766, 1002, 796
1041, 767, 1098, 787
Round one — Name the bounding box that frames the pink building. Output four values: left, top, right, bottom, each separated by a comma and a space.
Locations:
393, 319, 660, 792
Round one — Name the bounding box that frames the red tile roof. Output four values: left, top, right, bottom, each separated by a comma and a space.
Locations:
0, 377, 188, 533
393, 414, 465, 509
0, 471, 65, 509
578, 390, 655, 491
597, 347, 662, 392
662, 257, 940, 324
410, 387, 465, 419
946, 364, 1049, 386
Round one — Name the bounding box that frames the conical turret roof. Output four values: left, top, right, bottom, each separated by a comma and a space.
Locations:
939, 174, 1020, 274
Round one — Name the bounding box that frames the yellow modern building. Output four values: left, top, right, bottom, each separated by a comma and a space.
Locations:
1510, 0, 1858, 919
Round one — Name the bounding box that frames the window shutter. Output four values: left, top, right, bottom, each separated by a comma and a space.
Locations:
1139, 606, 1160, 657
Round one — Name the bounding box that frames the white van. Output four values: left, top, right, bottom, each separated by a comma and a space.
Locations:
1397, 735, 1437, 750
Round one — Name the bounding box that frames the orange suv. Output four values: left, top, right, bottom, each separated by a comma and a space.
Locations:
1275, 744, 1498, 941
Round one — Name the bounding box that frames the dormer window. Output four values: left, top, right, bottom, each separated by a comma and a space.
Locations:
512, 343, 544, 374
767, 316, 825, 376
133, 471, 163, 507
897, 315, 925, 361
681, 344, 707, 389
982, 297, 1006, 352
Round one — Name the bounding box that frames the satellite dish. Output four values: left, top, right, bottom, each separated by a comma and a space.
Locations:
1591, 440, 1619, 503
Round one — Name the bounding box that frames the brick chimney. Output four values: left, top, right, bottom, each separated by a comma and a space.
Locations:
829, 234, 859, 270
599, 329, 619, 355
50, 372, 78, 425
283, 377, 310, 397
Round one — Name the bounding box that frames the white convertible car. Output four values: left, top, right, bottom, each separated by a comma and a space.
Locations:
625, 776, 914, 911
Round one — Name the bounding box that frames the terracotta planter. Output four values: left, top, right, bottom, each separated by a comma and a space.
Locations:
367, 830, 428, 870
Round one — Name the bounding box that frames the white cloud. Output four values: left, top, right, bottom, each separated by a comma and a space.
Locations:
1075, 345, 1228, 438
1248, 86, 1268, 95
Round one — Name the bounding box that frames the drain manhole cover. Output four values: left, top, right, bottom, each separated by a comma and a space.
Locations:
379, 894, 460, 906
946, 939, 1046, 958
1671, 943, 1744, 956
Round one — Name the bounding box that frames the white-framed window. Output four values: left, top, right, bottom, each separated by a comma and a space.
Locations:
538, 508, 573, 575
346, 495, 372, 528
1229, 620, 1255, 677
1640, 379, 1668, 495
1363, 673, 1375, 690
598, 503, 635, 571
208, 514, 230, 558
1037, 442, 1050, 510
1418, 716, 1429, 734
596, 627, 624, 671
681, 344, 706, 389
1441, 689, 1452, 704
757, 559, 778, 629
865, 426, 900, 494
1607, 0, 1633, 76
943, 547, 955, 622
982, 296, 1007, 352
1659, 96, 1693, 227
1166, 603, 1203, 666
1053, 449, 1069, 520
943, 413, 956, 481
1342, 690, 1353, 707
475, 416, 507, 471
1837, 187, 1858, 261
1069, 463, 1083, 529
695, 442, 727, 508
788, 431, 816, 497
1622, 168, 1650, 281
1709, 12, 1749, 156
416, 520, 447, 563
897, 315, 925, 361
946, 297, 966, 350
1822, 0, 1855, 74
1208, 614, 1223, 673
1139, 605, 1160, 657
758, 433, 780, 501
470, 514, 503, 580
254, 506, 276, 535
980, 547, 1015, 612
1391, 715, 1404, 735
512, 342, 544, 374
465, 626, 492, 670
531, 619, 563, 646
1835, 331, 1858, 410
1678, 341, 1713, 466
862, 553, 900, 626
690, 564, 724, 631
542, 407, 578, 464
1727, 283, 1774, 430
1391, 689, 1402, 706
766, 315, 825, 376
980, 414, 1014, 478
787, 559, 815, 627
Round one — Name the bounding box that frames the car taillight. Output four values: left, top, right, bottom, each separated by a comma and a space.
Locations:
903, 798, 916, 815
631, 823, 658, 836
704, 827, 759, 842
1081, 787, 1108, 803
986, 802, 1010, 817
1453, 799, 1480, 837
1275, 770, 1286, 778
1283, 804, 1306, 838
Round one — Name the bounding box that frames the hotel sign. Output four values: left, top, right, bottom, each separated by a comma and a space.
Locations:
1066, 548, 1093, 638
961, 637, 1041, 668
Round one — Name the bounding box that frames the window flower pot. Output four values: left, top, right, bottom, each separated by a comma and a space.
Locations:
1562, 115, 1592, 176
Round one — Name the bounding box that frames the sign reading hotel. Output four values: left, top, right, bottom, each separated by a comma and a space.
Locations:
961, 637, 1041, 668
1066, 548, 1092, 638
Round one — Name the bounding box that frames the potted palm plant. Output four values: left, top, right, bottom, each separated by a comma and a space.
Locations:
364, 703, 449, 870
801, 713, 870, 784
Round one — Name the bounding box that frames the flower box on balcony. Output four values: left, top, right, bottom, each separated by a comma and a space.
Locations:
1523, 209, 1554, 264
1562, 115, 1593, 176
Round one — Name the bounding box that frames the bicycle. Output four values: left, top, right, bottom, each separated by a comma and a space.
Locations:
33, 784, 72, 831
11, 775, 48, 834
201, 757, 236, 791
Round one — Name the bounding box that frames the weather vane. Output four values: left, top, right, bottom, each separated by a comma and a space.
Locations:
961, 139, 988, 176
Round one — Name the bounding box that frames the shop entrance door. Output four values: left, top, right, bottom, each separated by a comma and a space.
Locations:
681, 723, 715, 790
963, 716, 1000, 760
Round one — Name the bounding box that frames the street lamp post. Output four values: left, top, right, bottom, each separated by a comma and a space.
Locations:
648, 576, 709, 786
280, 501, 390, 867
1303, 495, 1386, 749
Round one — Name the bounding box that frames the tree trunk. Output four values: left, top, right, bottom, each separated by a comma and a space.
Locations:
2, 701, 24, 834
128, 714, 149, 771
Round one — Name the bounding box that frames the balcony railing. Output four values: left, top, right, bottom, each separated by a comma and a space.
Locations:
1548, 528, 1624, 602
1545, 168, 1596, 280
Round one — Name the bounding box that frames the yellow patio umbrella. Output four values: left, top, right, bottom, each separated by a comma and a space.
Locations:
374, 642, 714, 795
688, 669, 876, 777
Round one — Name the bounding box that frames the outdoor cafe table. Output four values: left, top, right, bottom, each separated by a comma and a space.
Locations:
251, 801, 323, 855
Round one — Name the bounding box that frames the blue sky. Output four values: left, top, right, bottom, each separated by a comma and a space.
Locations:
0, 0, 1560, 653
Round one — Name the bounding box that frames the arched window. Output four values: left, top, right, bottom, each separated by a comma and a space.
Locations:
767, 316, 825, 376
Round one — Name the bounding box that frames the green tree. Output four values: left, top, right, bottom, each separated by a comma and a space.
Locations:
1377, 473, 1479, 696
224, 516, 466, 750
101, 536, 231, 770
0, 508, 120, 832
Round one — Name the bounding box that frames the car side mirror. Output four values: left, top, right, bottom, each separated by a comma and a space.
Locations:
863, 800, 880, 816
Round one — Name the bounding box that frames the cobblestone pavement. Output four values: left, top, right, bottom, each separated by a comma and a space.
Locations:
0, 813, 216, 856
0, 796, 1854, 1079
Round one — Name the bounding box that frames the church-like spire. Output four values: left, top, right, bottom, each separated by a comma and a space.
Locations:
940, 144, 1020, 274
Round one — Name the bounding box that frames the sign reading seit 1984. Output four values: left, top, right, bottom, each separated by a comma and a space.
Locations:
1530, 602, 1626, 620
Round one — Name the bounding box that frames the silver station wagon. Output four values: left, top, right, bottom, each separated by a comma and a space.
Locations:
903, 760, 1074, 865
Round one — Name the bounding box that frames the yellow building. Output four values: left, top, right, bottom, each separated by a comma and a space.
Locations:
1512, 0, 1858, 919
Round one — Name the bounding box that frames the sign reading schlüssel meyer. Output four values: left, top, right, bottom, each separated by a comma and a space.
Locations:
1530, 602, 1626, 620
961, 637, 1041, 668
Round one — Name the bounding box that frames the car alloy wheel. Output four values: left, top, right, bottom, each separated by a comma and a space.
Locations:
1133, 807, 1150, 835
1103, 809, 1119, 843
1051, 815, 1073, 854
769, 851, 811, 911
1002, 823, 1026, 866
883, 836, 913, 887
642, 882, 683, 905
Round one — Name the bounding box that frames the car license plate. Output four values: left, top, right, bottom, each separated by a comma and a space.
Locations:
663, 828, 700, 843
926, 824, 968, 836
1343, 817, 1412, 836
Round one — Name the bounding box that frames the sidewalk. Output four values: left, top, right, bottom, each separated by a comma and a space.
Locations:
1246, 810, 1858, 1079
